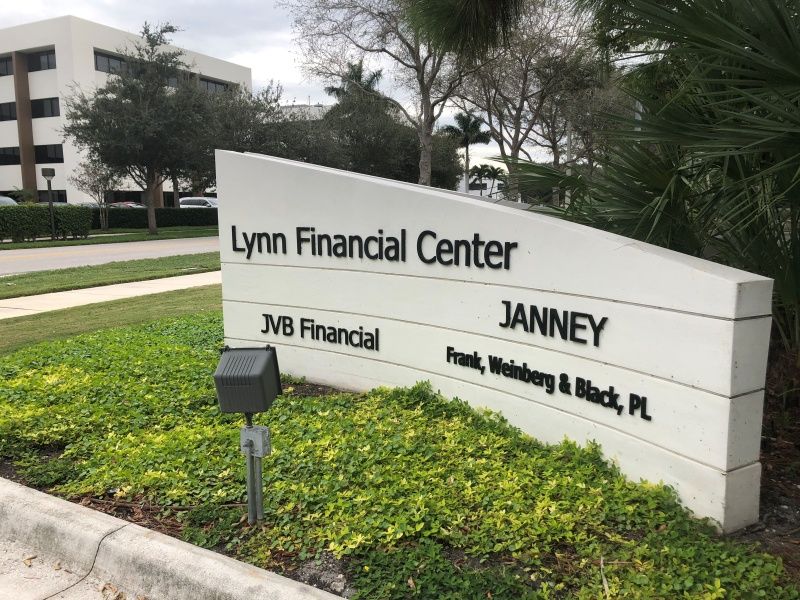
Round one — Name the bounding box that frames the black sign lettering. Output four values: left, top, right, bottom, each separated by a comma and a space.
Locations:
233, 225, 518, 269
500, 301, 609, 347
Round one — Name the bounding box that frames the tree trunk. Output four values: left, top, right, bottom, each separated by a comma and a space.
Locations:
145, 188, 158, 234
191, 175, 204, 197
172, 175, 181, 208
506, 163, 520, 202
100, 202, 108, 230
153, 178, 165, 208
464, 144, 470, 193
143, 175, 158, 234
418, 128, 433, 187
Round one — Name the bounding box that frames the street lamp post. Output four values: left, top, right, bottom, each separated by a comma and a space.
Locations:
41, 168, 56, 240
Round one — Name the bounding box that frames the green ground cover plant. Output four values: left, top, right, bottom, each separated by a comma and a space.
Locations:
0, 252, 220, 300
0, 314, 796, 599
0, 226, 218, 250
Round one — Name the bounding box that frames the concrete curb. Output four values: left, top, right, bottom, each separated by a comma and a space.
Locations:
0, 477, 122, 576
0, 478, 340, 599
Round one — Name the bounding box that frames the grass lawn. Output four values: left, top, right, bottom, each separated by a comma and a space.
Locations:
0, 311, 796, 599
0, 226, 218, 250
0, 252, 220, 300
0, 285, 221, 355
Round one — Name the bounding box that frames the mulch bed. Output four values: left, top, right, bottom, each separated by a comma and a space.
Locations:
731, 349, 800, 583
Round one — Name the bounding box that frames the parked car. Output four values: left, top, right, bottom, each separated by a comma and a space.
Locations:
109, 202, 146, 209
0, 196, 18, 206
180, 197, 218, 208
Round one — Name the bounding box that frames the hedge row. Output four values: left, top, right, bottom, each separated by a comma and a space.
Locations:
0, 205, 93, 242
91, 208, 218, 229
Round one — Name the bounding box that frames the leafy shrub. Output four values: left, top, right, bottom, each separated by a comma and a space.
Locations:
0, 205, 51, 242
0, 205, 91, 241
0, 314, 796, 599
90, 208, 218, 229
53, 205, 92, 239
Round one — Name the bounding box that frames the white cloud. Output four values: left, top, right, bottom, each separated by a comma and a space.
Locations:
3, 1, 324, 99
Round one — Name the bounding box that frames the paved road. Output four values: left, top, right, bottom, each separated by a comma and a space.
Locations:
0, 236, 219, 276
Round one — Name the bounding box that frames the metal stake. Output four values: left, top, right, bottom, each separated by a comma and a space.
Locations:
241, 413, 269, 526
254, 456, 264, 520
244, 413, 257, 525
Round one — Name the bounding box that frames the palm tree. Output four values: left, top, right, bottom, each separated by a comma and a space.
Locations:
407, 0, 525, 58
469, 163, 492, 196
324, 60, 383, 101
442, 111, 491, 193
486, 165, 505, 197
518, 0, 800, 367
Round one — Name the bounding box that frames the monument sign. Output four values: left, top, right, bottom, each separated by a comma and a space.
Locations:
216, 150, 773, 532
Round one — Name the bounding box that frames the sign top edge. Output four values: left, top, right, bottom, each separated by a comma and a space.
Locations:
215, 150, 773, 291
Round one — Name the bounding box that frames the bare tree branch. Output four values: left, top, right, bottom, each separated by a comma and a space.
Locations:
280, 0, 469, 185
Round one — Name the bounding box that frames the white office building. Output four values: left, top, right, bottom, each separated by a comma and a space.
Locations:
0, 16, 252, 204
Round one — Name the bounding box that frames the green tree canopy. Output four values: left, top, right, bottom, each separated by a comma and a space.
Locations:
177, 85, 284, 196
324, 60, 383, 101
406, 0, 525, 58
317, 61, 461, 188
64, 23, 207, 233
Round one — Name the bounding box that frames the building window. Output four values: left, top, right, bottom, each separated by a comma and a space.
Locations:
37, 189, 67, 203
34, 144, 64, 164
94, 51, 126, 74
0, 102, 16, 122
0, 57, 11, 77
27, 50, 57, 72
109, 190, 143, 203
0, 147, 21, 166
199, 77, 228, 93
31, 98, 60, 118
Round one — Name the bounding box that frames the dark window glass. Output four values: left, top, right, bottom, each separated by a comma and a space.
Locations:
28, 51, 56, 72
0, 57, 12, 77
95, 53, 109, 72
0, 102, 16, 122
0, 147, 21, 165
110, 190, 143, 203
34, 144, 64, 164
31, 98, 60, 118
94, 51, 126, 74
37, 189, 67, 203
199, 77, 228, 93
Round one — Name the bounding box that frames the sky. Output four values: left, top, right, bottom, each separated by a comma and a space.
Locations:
4, 0, 322, 103
4, 0, 510, 170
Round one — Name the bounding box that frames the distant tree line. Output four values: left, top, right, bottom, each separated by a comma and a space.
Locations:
64, 23, 461, 234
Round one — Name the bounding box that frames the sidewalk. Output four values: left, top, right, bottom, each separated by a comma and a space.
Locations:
0, 271, 221, 320
0, 537, 118, 599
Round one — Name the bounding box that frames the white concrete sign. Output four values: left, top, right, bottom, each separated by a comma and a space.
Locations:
216, 150, 773, 532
